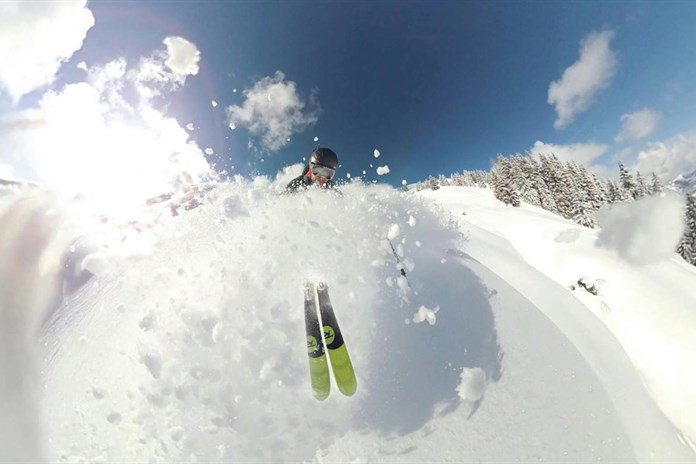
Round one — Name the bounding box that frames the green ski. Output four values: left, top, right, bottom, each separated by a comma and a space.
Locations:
304, 282, 330, 400
316, 282, 357, 397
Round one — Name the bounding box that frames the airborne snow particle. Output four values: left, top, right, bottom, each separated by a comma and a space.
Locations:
412, 305, 439, 325
229, 122, 236, 130
314, 136, 319, 142
211, 100, 218, 107
409, 215, 417, 227
186, 123, 195, 131
376, 165, 390, 175
76, 61, 88, 71
374, 149, 381, 158
205, 148, 214, 156
387, 224, 401, 240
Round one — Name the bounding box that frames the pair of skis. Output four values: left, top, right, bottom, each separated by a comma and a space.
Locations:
304, 281, 357, 400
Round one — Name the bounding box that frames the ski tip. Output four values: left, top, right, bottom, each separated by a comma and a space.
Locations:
338, 381, 357, 397
303, 281, 315, 298
316, 281, 328, 291
313, 390, 330, 401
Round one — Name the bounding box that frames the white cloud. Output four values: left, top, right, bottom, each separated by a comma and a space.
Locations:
615, 108, 661, 142
0, 40, 210, 219
0, 0, 95, 103
528, 140, 608, 166
226, 71, 319, 152
163, 36, 200, 76
635, 131, 696, 182
548, 30, 617, 129
595, 192, 685, 265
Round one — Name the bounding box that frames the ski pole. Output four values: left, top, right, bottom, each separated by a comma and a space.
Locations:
387, 238, 411, 287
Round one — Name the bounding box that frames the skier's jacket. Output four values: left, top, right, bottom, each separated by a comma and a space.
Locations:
285, 165, 339, 193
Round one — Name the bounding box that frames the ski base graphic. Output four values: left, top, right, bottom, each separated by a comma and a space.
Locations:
304, 281, 357, 399
304, 282, 330, 400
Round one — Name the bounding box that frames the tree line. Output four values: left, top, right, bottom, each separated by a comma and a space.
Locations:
412, 153, 696, 266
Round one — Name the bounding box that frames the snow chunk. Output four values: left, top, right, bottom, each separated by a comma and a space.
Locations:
229, 122, 236, 130
211, 100, 218, 107
76, 61, 88, 71
204, 148, 214, 156
408, 215, 417, 227
376, 165, 390, 176
186, 123, 195, 131
373, 149, 381, 158
314, 136, 319, 142
595, 192, 685, 265
555, 228, 580, 243
387, 224, 401, 241
412, 305, 439, 325
457, 367, 487, 402
81, 251, 110, 275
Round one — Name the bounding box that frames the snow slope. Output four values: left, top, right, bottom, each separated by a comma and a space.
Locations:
1, 180, 695, 462
420, 186, 696, 453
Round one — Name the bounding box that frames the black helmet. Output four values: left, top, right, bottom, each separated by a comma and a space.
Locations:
309, 147, 338, 169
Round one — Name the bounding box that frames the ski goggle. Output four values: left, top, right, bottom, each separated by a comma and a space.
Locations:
310, 164, 336, 180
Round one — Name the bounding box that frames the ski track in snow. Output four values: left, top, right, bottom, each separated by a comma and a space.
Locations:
0, 181, 695, 462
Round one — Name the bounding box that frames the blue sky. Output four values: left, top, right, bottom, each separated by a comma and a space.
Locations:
2, 0, 696, 190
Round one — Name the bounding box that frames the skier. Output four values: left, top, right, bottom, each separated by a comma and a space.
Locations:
285, 147, 340, 193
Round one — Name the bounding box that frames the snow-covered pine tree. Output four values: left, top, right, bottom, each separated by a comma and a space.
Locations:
523, 155, 557, 212
438, 174, 450, 187
635, 172, 649, 198
559, 161, 583, 219
492, 155, 520, 207
650, 173, 664, 195
618, 162, 637, 200
677, 193, 696, 265
540, 154, 574, 219
537, 154, 563, 215
427, 176, 439, 190
469, 170, 491, 188
509, 154, 540, 206
590, 172, 609, 207
571, 196, 596, 228
605, 179, 621, 203
572, 163, 607, 211
461, 171, 475, 187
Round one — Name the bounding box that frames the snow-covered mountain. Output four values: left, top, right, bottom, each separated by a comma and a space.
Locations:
1, 180, 695, 463
672, 169, 696, 194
